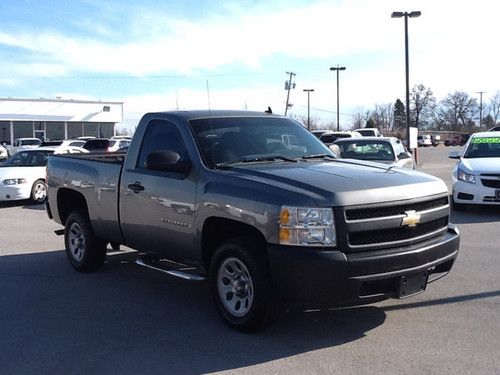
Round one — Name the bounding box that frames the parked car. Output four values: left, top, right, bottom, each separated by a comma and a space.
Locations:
83, 138, 130, 153
7, 137, 42, 155
417, 135, 432, 147
0, 146, 88, 203
0, 144, 8, 161
444, 137, 459, 147
331, 136, 414, 169
431, 135, 441, 146
353, 128, 381, 137
319, 131, 362, 146
310, 130, 330, 139
448, 131, 500, 210
40, 139, 86, 148
77, 136, 96, 141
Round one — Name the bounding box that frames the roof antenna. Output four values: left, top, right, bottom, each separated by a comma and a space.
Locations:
265, 106, 272, 114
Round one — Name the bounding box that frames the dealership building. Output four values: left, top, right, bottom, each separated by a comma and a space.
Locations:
0, 98, 123, 144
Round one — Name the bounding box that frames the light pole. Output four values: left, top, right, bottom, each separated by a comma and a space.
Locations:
303, 89, 314, 130
391, 11, 421, 153
329, 65, 346, 130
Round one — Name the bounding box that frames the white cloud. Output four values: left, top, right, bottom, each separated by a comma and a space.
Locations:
1, 0, 499, 128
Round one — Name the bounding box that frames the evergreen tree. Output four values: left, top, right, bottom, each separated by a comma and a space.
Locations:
393, 99, 406, 131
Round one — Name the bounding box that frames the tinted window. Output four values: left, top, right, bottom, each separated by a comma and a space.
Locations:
137, 120, 188, 169
3, 150, 54, 166
84, 139, 110, 150
190, 116, 332, 168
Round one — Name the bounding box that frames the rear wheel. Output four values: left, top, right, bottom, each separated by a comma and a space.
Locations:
30, 179, 47, 203
209, 237, 281, 332
64, 210, 106, 272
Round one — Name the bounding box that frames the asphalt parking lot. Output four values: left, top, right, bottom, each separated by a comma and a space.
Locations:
0, 146, 499, 375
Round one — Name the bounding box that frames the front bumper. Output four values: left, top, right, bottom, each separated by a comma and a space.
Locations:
453, 179, 500, 205
267, 224, 460, 306
0, 185, 31, 201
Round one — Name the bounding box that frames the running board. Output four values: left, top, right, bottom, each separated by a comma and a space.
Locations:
135, 257, 206, 281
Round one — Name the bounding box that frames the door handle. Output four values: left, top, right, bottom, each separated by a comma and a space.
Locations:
127, 182, 145, 194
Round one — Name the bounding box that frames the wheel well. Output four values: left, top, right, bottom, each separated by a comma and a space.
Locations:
201, 217, 266, 271
57, 188, 89, 225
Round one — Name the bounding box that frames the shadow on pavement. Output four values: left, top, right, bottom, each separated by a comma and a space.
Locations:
0, 199, 44, 210
382, 290, 500, 311
0, 250, 386, 374
450, 205, 500, 224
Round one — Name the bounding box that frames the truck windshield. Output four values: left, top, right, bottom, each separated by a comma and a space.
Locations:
189, 116, 334, 168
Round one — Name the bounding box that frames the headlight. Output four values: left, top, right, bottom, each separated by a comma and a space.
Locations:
279, 206, 336, 246
3, 178, 27, 185
457, 168, 475, 184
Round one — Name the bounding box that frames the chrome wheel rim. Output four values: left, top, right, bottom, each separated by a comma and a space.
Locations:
217, 257, 254, 317
33, 182, 46, 201
68, 222, 85, 262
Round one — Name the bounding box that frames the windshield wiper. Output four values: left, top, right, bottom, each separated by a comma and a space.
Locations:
215, 154, 297, 169
241, 155, 298, 163
301, 154, 337, 160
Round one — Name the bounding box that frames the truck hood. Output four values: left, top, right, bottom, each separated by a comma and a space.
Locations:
224, 159, 448, 206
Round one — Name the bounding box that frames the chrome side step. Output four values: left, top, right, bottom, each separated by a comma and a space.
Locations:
135, 257, 206, 281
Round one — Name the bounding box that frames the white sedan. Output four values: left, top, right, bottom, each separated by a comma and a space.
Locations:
0, 146, 87, 203
449, 131, 500, 210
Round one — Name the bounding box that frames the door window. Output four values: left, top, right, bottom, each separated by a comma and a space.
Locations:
136, 120, 188, 170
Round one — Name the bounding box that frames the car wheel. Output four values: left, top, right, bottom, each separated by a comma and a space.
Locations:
209, 236, 281, 332
30, 179, 47, 203
64, 210, 106, 272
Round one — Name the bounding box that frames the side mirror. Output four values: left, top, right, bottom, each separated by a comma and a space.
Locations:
146, 150, 191, 174
448, 151, 461, 159
397, 152, 411, 160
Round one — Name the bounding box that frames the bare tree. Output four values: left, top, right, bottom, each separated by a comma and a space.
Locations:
370, 103, 393, 133
350, 107, 370, 130
488, 91, 500, 125
410, 84, 435, 130
439, 91, 478, 131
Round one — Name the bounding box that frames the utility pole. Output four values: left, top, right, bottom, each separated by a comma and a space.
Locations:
284, 72, 296, 116
477, 91, 486, 130
329, 65, 346, 130
303, 89, 314, 130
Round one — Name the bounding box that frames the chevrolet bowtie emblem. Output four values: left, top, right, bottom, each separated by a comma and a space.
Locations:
402, 210, 421, 227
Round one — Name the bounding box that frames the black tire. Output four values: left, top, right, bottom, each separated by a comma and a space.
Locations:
64, 210, 106, 272
30, 179, 47, 203
209, 236, 281, 332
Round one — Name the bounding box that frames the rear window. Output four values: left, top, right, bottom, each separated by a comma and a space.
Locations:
84, 140, 110, 150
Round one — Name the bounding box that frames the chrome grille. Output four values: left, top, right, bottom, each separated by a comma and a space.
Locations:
341, 194, 450, 252
481, 179, 500, 188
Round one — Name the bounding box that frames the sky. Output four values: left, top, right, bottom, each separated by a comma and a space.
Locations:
0, 0, 498, 132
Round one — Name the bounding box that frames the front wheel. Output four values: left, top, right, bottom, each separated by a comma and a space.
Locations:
209, 237, 281, 332
64, 210, 106, 272
30, 179, 47, 203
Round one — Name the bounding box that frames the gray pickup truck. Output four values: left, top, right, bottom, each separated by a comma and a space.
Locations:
46, 110, 460, 331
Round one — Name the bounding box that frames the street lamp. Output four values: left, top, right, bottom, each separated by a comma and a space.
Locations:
329, 65, 346, 131
303, 89, 314, 130
391, 11, 421, 152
